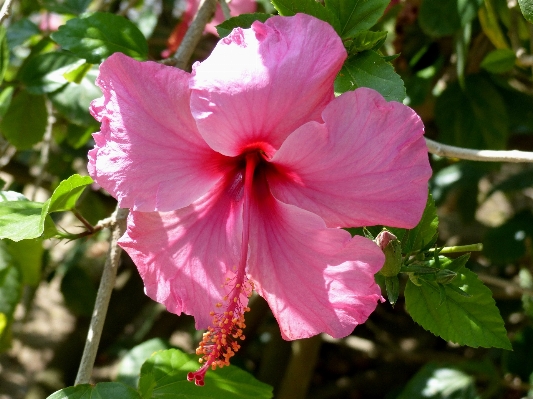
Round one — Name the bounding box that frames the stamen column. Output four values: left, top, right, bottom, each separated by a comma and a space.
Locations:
187, 153, 259, 386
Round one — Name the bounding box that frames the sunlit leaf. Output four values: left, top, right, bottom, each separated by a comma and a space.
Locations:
47, 382, 142, 399
118, 338, 171, 388
51, 12, 148, 64
0, 197, 45, 241
138, 349, 273, 398
18, 52, 81, 94
334, 50, 405, 102
325, 0, 389, 38
45, 174, 94, 214
405, 264, 511, 349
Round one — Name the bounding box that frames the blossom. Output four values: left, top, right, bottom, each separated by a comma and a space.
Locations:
88, 14, 431, 385
162, 0, 257, 57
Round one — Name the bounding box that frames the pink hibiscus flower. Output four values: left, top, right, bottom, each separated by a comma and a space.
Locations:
88, 14, 431, 385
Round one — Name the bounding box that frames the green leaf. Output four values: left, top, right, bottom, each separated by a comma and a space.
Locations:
62, 61, 92, 83
51, 12, 149, 64
60, 265, 97, 316
480, 48, 516, 73
6, 18, 40, 48
46, 174, 94, 214
405, 265, 511, 349
138, 349, 273, 399
419, 0, 483, 37
18, 52, 82, 94
334, 50, 405, 102
47, 382, 142, 399
0, 90, 48, 150
397, 363, 479, 399
0, 27, 9, 86
271, 0, 340, 32
216, 13, 272, 38
0, 313, 6, 336
0, 239, 43, 286
49, 66, 101, 126
65, 123, 96, 149
345, 30, 387, 55
118, 338, 171, 388
483, 211, 533, 263
0, 198, 45, 241
435, 75, 509, 150
325, 0, 389, 38
0, 86, 14, 117
402, 194, 438, 254
43, 0, 92, 15
518, 0, 533, 23
0, 263, 22, 348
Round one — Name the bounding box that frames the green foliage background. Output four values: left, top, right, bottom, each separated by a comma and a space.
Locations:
0, 0, 532, 398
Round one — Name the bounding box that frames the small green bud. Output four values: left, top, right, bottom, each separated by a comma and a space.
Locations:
375, 230, 402, 277
436, 269, 457, 284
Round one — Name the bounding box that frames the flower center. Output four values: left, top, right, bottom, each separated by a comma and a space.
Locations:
187, 152, 259, 386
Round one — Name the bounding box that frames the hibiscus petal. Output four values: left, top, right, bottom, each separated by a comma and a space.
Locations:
89, 52, 230, 212
268, 88, 432, 229
248, 187, 383, 340
119, 176, 243, 329
190, 13, 346, 157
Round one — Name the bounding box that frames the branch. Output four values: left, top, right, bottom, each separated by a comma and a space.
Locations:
478, 273, 533, 297
425, 137, 533, 163
0, 0, 14, 24
74, 207, 129, 385
31, 98, 54, 201
219, 0, 232, 20
278, 335, 322, 399
170, 0, 218, 69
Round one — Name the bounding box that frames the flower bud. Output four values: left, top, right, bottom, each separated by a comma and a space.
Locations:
436, 269, 457, 284
375, 230, 402, 277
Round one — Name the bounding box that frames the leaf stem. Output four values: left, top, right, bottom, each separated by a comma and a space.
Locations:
74, 206, 129, 385
425, 137, 533, 163
429, 243, 483, 253
72, 208, 95, 233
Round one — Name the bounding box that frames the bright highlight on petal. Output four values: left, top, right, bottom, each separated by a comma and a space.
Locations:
89, 13, 432, 385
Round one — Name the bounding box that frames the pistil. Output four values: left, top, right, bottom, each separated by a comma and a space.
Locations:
187, 153, 259, 386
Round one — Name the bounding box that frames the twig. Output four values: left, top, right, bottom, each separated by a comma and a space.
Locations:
170, 0, 218, 69
425, 137, 533, 163
278, 335, 322, 399
74, 207, 129, 385
478, 273, 533, 297
0, 145, 16, 168
117, 0, 138, 16
31, 98, 54, 201
219, 0, 232, 20
0, 0, 14, 24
